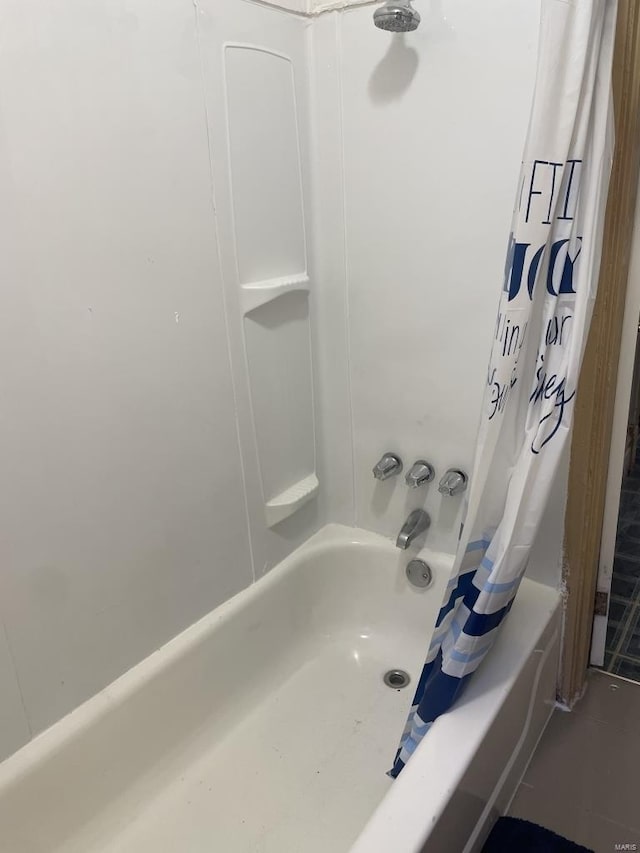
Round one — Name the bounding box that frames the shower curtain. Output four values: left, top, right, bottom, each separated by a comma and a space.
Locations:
389, 0, 617, 779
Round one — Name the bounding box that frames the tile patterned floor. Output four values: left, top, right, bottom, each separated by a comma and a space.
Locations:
508, 670, 640, 852
604, 453, 640, 680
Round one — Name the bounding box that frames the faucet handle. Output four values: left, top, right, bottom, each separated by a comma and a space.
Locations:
438, 469, 468, 496
405, 460, 435, 488
372, 452, 403, 481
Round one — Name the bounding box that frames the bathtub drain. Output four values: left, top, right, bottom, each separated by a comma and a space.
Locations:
383, 669, 410, 690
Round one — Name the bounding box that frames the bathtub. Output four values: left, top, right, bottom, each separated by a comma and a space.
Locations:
0, 524, 560, 853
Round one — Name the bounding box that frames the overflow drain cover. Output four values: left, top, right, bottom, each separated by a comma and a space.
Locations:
383, 669, 411, 689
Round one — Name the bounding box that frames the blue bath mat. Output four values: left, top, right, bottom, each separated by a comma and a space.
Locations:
482, 817, 593, 853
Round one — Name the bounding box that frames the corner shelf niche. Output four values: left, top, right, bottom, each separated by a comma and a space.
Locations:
242, 274, 318, 528
224, 43, 317, 529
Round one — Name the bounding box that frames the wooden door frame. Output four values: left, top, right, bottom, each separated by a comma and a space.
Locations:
561, 0, 640, 705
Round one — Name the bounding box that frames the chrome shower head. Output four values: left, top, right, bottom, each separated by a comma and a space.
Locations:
373, 0, 420, 32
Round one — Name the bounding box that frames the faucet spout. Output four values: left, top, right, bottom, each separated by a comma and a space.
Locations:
396, 508, 430, 550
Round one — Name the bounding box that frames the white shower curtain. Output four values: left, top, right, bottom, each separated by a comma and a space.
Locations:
390, 0, 617, 778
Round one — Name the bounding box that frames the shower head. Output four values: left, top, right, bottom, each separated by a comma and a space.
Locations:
373, 0, 420, 32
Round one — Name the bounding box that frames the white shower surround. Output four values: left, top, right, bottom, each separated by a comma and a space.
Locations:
0, 526, 560, 852
0, 0, 550, 761
0, 1, 567, 849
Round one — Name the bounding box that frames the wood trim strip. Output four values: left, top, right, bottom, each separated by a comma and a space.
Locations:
561, 0, 640, 704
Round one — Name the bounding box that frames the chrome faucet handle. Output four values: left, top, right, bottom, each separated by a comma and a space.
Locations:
372, 452, 403, 481
405, 460, 435, 488
438, 469, 468, 497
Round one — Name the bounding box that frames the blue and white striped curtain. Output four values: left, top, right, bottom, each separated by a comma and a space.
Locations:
389, 0, 616, 779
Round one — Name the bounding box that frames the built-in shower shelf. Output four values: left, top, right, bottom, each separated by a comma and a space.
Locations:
226, 44, 317, 533
265, 473, 319, 528
241, 273, 309, 315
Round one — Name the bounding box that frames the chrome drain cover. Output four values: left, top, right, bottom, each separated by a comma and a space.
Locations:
406, 559, 432, 588
383, 669, 411, 689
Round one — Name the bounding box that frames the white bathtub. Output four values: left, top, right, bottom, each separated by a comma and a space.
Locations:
0, 524, 560, 853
